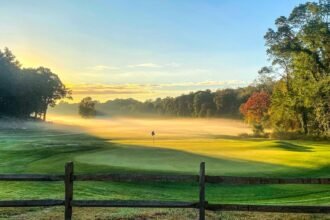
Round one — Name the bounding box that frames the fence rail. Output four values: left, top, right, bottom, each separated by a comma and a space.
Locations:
206, 204, 330, 213
0, 200, 64, 207
0, 174, 64, 181
205, 176, 330, 184
75, 173, 198, 182
0, 162, 329, 220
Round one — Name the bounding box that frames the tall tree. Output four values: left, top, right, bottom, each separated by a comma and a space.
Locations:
214, 89, 240, 116
263, 0, 330, 135
193, 90, 215, 117
0, 48, 71, 120
34, 67, 71, 120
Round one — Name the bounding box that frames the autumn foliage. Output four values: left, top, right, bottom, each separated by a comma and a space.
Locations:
240, 91, 271, 125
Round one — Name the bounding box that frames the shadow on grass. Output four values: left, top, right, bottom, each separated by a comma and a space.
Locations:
0, 127, 327, 178
272, 141, 314, 152
209, 134, 270, 142
303, 165, 330, 178
73, 142, 309, 177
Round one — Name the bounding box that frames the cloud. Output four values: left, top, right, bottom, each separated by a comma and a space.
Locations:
89, 65, 119, 71
71, 84, 153, 95
66, 80, 250, 102
156, 80, 247, 88
89, 62, 180, 71
128, 63, 162, 68
165, 62, 181, 68
128, 62, 182, 69
70, 80, 247, 96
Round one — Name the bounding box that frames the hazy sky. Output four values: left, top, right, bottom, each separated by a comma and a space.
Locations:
0, 0, 308, 102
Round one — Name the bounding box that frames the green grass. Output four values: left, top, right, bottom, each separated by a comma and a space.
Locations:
0, 122, 329, 219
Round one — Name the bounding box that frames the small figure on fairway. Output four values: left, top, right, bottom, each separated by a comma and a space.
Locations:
151, 130, 156, 144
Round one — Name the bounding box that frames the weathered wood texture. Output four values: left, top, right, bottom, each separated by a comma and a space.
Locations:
199, 162, 206, 220
72, 200, 198, 208
1, 174, 329, 185
0, 174, 64, 181
64, 162, 74, 220
206, 204, 330, 213
0, 200, 64, 207
205, 176, 330, 184
74, 174, 198, 182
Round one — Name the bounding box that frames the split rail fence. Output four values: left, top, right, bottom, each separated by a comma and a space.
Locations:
0, 162, 329, 220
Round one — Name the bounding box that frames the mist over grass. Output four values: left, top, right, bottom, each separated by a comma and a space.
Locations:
0, 114, 329, 219
0, 116, 83, 135
47, 114, 251, 138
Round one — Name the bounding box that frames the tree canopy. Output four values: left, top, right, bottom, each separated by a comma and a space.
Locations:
0, 48, 71, 120
240, 91, 271, 126
79, 97, 97, 118
261, 0, 329, 136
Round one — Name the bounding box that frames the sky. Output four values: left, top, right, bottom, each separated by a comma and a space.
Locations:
0, 0, 308, 102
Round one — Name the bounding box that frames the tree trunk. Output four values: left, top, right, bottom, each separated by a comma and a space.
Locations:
42, 106, 48, 121
301, 110, 308, 135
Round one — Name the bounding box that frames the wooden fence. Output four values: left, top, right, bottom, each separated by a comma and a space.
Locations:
0, 162, 330, 220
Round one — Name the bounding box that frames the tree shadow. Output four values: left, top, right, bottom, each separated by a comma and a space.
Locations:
303, 165, 330, 177
209, 134, 270, 142
73, 141, 309, 177
272, 141, 313, 152
0, 127, 324, 177
207, 135, 318, 152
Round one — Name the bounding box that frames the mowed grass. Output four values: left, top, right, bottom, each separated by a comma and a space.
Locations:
0, 116, 329, 219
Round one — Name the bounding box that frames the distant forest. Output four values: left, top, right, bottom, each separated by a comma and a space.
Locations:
53, 86, 260, 118
0, 48, 71, 120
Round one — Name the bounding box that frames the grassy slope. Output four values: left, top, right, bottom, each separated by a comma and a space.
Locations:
0, 118, 329, 219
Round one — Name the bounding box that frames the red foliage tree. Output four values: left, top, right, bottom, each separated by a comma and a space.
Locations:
240, 91, 271, 124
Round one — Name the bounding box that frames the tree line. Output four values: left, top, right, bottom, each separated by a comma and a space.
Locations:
76, 0, 329, 137
0, 48, 71, 120
74, 85, 259, 119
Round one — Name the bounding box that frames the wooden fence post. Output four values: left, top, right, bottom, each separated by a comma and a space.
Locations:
199, 162, 206, 220
65, 162, 74, 220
